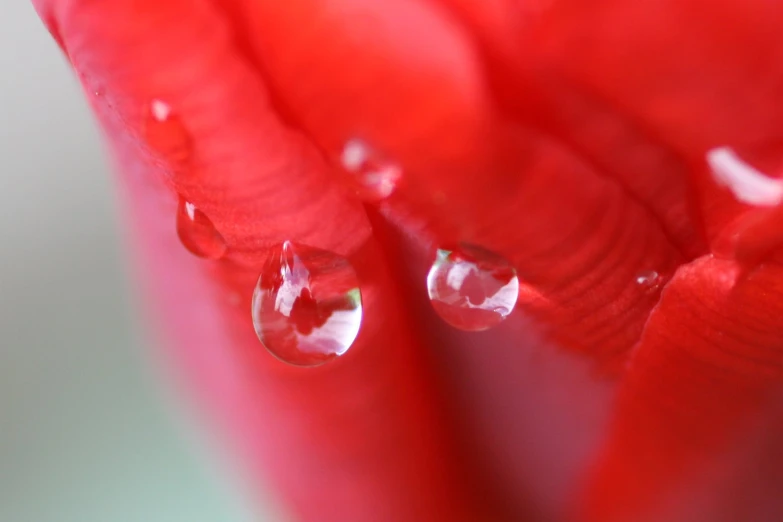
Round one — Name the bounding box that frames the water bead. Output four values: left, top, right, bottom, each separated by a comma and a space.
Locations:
340, 139, 402, 201
175, 197, 227, 260
426, 244, 519, 332
635, 270, 662, 290
144, 99, 192, 164
252, 241, 363, 367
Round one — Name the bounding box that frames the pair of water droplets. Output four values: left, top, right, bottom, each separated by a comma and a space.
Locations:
149, 99, 662, 367
250, 242, 521, 366
182, 232, 521, 367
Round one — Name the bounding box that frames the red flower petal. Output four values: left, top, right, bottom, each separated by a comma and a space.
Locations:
31, 0, 501, 519
505, 0, 783, 263
219, 0, 688, 365
34, 0, 371, 259
579, 256, 783, 522
30, 0, 783, 520
521, 0, 783, 156
432, 3, 783, 517
436, 0, 706, 260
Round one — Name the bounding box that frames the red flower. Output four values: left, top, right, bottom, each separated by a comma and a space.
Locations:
32, 0, 783, 521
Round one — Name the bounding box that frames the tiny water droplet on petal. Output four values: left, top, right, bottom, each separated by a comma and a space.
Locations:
426, 244, 519, 331
635, 270, 662, 290
340, 139, 402, 201
176, 197, 227, 260
252, 242, 363, 366
144, 99, 192, 165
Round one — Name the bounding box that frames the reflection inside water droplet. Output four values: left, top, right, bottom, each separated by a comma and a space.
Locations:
144, 99, 192, 164
252, 241, 363, 367
427, 244, 519, 331
340, 139, 402, 200
176, 197, 227, 260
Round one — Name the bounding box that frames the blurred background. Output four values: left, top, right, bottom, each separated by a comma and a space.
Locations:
0, 4, 263, 521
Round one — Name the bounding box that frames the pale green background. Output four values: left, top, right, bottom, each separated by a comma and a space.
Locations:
0, 4, 275, 521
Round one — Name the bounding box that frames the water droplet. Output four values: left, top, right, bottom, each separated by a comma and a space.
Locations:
706, 147, 783, 206
176, 197, 227, 259
635, 270, 662, 290
340, 139, 402, 200
426, 244, 519, 331
144, 99, 192, 164
252, 241, 363, 366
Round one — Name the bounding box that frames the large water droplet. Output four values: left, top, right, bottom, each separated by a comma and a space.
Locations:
340, 139, 402, 200
176, 197, 227, 259
426, 244, 519, 331
252, 241, 363, 366
144, 99, 192, 164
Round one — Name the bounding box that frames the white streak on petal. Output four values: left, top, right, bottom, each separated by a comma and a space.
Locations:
707, 146, 783, 206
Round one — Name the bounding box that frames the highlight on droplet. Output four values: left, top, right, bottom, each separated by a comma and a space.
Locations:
175, 196, 227, 260
144, 98, 192, 165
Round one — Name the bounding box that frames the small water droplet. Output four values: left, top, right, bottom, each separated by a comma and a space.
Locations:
426, 244, 519, 331
340, 139, 402, 200
635, 270, 662, 290
176, 197, 227, 259
144, 99, 192, 164
252, 241, 363, 366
